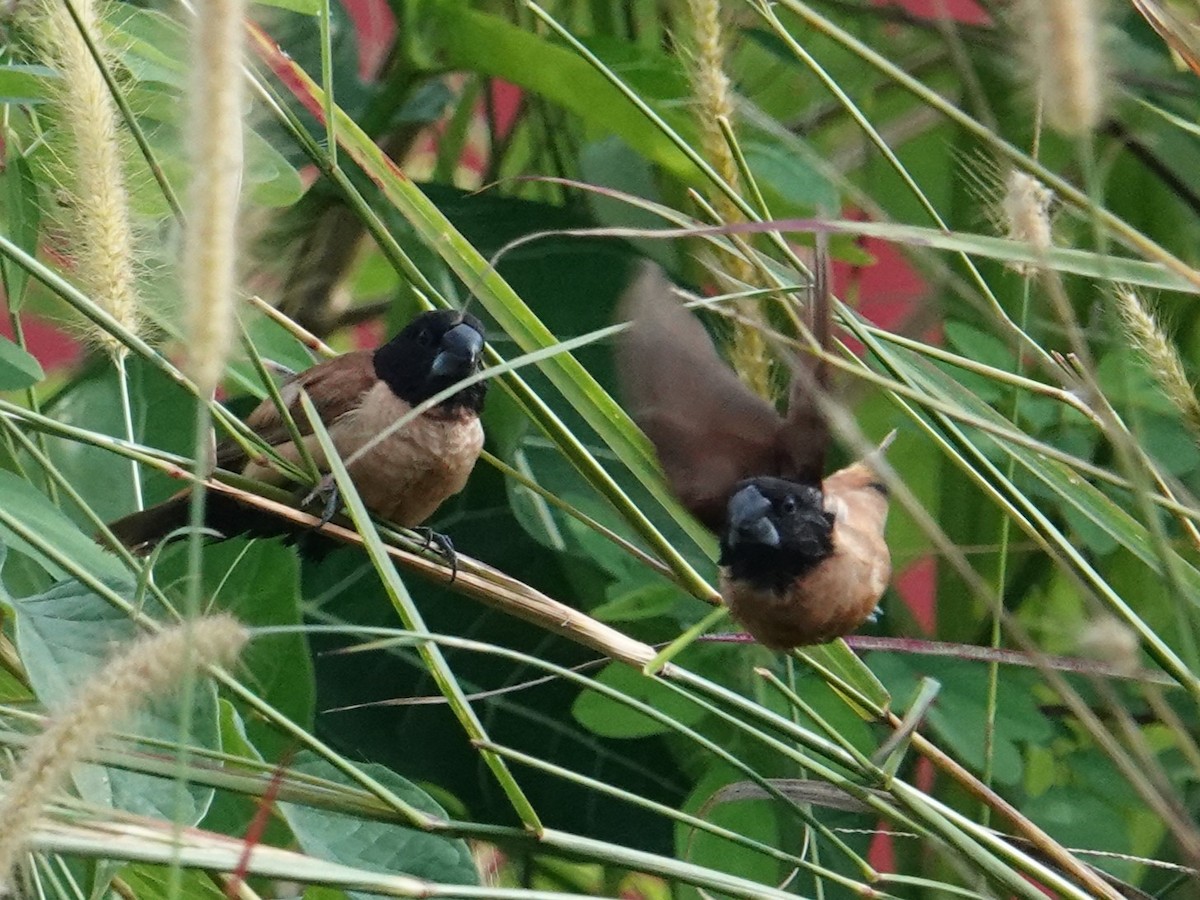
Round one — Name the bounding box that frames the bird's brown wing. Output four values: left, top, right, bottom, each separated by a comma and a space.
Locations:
779, 236, 832, 484
216, 350, 378, 471
616, 263, 787, 532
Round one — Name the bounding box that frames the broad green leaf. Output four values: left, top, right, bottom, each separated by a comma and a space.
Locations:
41, 356, 197, 522
7, 577, 219, 822
573, 661, 706, 738
117, 864, 228, 900
0, 64, 55, 103
102, 6, 187, 88
677, 763, 786, 898
201, 700, 299, 853
253, 0, 319, 13
592, 582, 678, 624
415, 3, 698, 182
2, 142, 41, 309
155, 539, 314, 758
741, 141, 838, 211
0, 335, 44, 390
871, 656, 1051, 785
0, 471, 123, 581
278, 752, 479, 891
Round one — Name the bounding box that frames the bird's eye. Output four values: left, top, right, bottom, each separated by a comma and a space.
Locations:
417, 329, 434, 346
780, 496, 797, 515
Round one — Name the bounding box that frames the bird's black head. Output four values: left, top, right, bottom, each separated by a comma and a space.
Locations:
718, 477, 835, 593
373, 310, 487, 413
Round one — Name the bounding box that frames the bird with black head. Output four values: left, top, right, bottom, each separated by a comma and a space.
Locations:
108, 308, 488, 557
616, 259, 892, 649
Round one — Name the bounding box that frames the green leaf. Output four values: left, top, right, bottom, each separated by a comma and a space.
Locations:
1, 142, 41, 309
0, 64, 56, 103
7, 577, 220, 822
573, 661, 706, 738
870, 656, 1051, 785
0, 335, 44, 390
202, 701, 299, 853
677, 764, 787, 897
278, 752, 479, 891
800, 640, 891, 714
102, 6, 187, 88
592, 582, 678, 623
416, 4, 698, 182
155, 539, 314, 758
117, 864, 229, 900
252, 0, 319, 13
0, 471, 123, 582
42, 356, 196, 522
741, 141, 838, 212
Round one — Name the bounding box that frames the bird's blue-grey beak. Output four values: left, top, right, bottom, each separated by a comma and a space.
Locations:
726, 484, 780, 548
431, 322, 483, 378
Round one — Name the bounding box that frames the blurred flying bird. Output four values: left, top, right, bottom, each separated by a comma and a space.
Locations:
616, 256, 892, 649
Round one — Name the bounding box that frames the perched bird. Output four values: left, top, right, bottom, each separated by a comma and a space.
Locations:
108, 309, 488, 555
616, 261, 892, 649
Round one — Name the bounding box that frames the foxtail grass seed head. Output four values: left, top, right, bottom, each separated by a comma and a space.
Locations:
34, 0, 140, 356
684, 0, 772, 400
1076, 614, 1140, 677
1017, 0, 1108, 136
0, 615, 248, 891
1000, 170, 1054, 272
181, 0, 247, 397
1115, 287, 1200, 434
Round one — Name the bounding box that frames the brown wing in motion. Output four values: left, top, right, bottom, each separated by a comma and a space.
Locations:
616, 264, 793, 532
778, 235, 833, 485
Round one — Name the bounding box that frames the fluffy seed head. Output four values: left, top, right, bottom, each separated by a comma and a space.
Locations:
684, 0, 772, 400
1000, 170, 1054, 272
0, 615, 248, 890
1076, 614, 1140, 677
1017, 0, 1108, 135
34, 0, 140, 355
181, 0, 247, 396
1115, 287, 1200, 435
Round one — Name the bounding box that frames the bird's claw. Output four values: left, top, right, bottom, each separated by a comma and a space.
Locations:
415, 527, 458, 583
302, 476, 340, 527
864, 604, 883, 625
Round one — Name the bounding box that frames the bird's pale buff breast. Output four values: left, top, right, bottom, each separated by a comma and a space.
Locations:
334, 383, 484, 526
245, 382, 483, 527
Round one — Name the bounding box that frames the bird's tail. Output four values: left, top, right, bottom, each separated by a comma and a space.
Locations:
105, 492, 322, 555
106, 493, 194, 553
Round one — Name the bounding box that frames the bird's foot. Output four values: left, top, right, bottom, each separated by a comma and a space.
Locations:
414, 527, 458, 583
301, 476, 341, 527
864, 604, 883, 625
